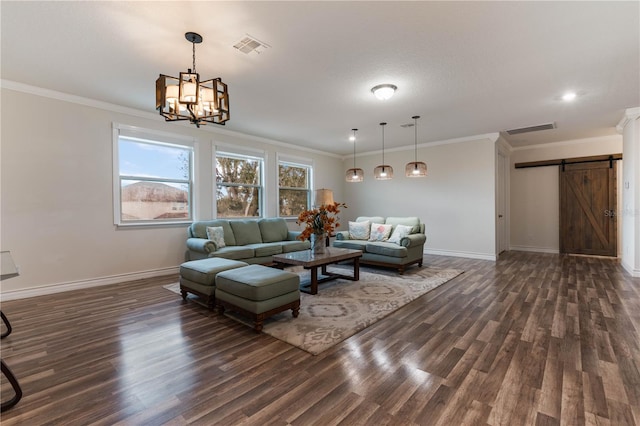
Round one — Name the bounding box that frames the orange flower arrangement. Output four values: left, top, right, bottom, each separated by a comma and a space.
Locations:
296, 202, 347, 241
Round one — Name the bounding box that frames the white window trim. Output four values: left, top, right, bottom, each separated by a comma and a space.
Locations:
112, 123, 196, 227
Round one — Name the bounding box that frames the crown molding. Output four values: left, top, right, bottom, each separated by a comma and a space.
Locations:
0, 79, 342, 159
616, 107, 640, 133
511, 134, 622, 152
343, 132, 501, 160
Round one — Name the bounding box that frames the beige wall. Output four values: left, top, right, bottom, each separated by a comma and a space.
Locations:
510, 136, 623, 253
0, 87, 344, 297
342, 136, 498, 259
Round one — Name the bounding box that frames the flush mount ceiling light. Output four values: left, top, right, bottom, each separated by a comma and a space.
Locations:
405, 115, 427, 178
562, 91, 577, 101
371, 84, 397, 101
156, 32, 230, 127
345, 129, 364, 183
374, 122, 393, 180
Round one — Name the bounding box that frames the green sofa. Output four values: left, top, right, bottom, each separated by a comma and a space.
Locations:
185, 218, 310, 263
332, 216, 426, 274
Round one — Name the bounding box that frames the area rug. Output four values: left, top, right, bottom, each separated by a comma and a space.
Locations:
164, 265, 462, 355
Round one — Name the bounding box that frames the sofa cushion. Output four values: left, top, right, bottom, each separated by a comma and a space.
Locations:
230, 220, 263, 246
280, 240, 311, 253
206, 226, 226, 249
369, 223, 393, 242
385, 217, 421, 234
216, 265, 299, 301
192, 220, 236, 246
388, 224, 413, 245
357, 216, 385, 224
349, 220, 370, 240
246, 242, 284, 257
179, 258, 249, 285
365, 242, 408, 258
259, 218, 289, 243
333, 239, 368, 251
211, 246, 255, 260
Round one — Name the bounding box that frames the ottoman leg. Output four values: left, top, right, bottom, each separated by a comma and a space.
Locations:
180, 289, 188, 301
292, 300, 300, 318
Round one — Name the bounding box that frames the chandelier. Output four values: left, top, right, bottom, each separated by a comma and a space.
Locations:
156, 32, 230, 127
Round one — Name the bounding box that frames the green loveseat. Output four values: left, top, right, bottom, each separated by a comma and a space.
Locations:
332, 216, 426, 274
186, 218, 310, 263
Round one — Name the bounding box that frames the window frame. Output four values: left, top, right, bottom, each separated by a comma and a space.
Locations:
214, 148, 265, 219
277, 155, 313, 219
112, 123, 195, 227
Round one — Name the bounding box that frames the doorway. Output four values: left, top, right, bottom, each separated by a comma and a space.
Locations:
559, 161, 617, 257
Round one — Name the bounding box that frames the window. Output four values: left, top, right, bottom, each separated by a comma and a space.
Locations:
215, 151, 263, 217
278, 159, 312, 217
113, 125, 193, 225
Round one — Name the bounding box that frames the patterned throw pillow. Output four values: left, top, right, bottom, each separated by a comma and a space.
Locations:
369, 223, 393, 242
206, 226, 226, 249
349, 221, 370, 240
387, 224, 413, 245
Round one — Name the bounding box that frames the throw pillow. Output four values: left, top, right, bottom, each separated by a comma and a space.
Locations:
369, 223, 393, 242
349, 220, 370, 240
388, 224, 413, 245
206, 226, 226, 249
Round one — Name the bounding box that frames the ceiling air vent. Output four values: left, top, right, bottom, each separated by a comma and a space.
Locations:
506, 122, 556, 135
233, 35, 270, 55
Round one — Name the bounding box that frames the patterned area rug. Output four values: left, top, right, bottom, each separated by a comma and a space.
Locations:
164, 265, 462, 355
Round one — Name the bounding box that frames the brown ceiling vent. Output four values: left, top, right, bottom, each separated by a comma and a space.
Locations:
233, 35, 270, 55
506, 122, 556, 135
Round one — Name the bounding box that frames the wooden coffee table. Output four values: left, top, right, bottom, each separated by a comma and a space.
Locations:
272, 247, 362, 295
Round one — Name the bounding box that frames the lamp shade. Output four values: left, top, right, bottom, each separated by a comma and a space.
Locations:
405, 161, 428, 177
314, 189, 334, 206
374, 165, 393, 180
345, 168, 364, 182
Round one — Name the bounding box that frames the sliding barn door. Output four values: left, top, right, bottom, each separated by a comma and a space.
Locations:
560, 161, 617, 256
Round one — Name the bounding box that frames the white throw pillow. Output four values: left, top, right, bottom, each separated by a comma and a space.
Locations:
348, 221, 370, 240
206, 226, 226, 249
369, 223, 393, 242
388, 224, 413, 245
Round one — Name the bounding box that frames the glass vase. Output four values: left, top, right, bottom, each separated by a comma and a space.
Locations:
312, 232, 326, 254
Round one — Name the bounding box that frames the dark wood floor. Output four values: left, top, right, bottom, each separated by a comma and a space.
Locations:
1, 251, 639, 425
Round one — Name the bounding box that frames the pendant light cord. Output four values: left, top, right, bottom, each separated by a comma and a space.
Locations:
413, 116, 420, 162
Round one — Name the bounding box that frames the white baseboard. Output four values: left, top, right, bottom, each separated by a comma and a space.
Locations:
0, 266, 179, 301
509, 245, 560, 254
621, 260, 640, 277
424, 248, 497, 261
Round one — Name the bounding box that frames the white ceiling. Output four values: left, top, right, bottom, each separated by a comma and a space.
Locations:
2, 1, 638, 155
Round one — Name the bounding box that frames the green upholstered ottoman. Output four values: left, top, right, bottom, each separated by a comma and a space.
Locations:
179, 258, 249, 309
215, 265, 300, 332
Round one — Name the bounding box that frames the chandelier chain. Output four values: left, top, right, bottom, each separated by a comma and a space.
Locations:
192, 40, 197, 74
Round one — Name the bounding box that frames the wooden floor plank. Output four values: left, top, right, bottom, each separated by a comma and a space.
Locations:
1, 252, 639, 425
